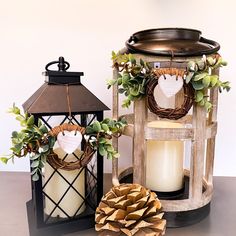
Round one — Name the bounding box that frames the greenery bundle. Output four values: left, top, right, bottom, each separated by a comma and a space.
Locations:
185, 55, 230, 110
108, 52, 153, 108
0, 104, 127, 181
108, 52, 230, 112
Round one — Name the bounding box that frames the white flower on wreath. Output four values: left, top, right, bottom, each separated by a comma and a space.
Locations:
106, 130, 112, 135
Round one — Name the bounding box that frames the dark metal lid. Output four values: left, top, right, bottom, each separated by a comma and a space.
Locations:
126, 28, 220, 56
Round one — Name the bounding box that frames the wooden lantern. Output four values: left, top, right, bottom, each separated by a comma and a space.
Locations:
112, 28, 221, 227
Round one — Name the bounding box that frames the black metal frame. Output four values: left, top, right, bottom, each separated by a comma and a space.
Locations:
27, 111, 104, 236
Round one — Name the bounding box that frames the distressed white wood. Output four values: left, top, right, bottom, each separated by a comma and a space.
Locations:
120, 113, 193, 124
133, 99, 147, 186
161, 170, 213, 211
122, 121, 217, 140
112, 68, 120, 186
205, 68, 219, 185
145, 127, 193, 140
189, 103, 207, 203
118, 167, 133, 182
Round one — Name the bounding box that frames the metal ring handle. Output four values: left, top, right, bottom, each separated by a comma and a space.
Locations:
45, 57, 70, 72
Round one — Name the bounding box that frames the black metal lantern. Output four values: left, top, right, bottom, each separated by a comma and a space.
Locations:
24, 57, 109, 236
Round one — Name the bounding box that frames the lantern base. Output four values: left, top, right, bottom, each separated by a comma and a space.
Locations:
164, 203, 211, 227
119, 173, 185, 200
26, 200, 95, 236
119, 172, 210, 227
154, 187, 185, 200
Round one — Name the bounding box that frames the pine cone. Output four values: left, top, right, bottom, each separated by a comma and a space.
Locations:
95, 184, 166, 236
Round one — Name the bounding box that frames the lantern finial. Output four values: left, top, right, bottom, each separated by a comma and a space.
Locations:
58, 56, 68, 71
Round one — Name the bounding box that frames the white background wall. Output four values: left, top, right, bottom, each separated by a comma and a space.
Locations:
0, 0, 235, 176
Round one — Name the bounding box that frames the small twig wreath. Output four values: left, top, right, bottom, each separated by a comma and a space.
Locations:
146, 68, 194, 120
47, 123, 96, 171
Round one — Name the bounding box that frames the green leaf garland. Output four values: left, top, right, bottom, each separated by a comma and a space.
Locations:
1, 105, 127, 181
85, 117, 127, 160
108, 51, 230, 112
108, 51, 153, 108
186, 55, 230, 111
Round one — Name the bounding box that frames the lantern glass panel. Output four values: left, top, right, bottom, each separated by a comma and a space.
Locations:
33, 113, 100, 226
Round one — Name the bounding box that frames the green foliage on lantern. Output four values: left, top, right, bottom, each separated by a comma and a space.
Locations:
0, 104, 53, 181
108, 51, 230, 112
185, 55, 230, 111
85, 117, 127, 159
1, 105, 127, 181
107, 51, 153, 108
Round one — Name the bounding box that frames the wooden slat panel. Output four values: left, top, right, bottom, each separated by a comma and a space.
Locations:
189, 103, 206, 202
206, 122, 217, 139
161, 170, 213, 211
120, 113, 193, 124
120, 113, 134, 124
133, 99, 147, 185
145, 127, 193, 140
122, 121, 217, 139
205, 68, 219, 184
123, 124, 134, 137
118, 167, 133, 182
161, 184, 213, 211
112, 68, 120, 186
161, 199, 193, 211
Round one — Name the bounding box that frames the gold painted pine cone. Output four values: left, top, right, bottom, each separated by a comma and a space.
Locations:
95, 183, 166, 236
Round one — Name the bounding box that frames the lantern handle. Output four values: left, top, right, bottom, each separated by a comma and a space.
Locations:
45, 57, 70, 72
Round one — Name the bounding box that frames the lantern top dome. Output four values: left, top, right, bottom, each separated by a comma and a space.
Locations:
23, 57, 109, 115
125, 28, 220, 57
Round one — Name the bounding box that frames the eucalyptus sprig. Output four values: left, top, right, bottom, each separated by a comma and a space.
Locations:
108, 51, 230, 112
85, 117, 127, 159
107, 51, 153, 108
0, 104, 54, 181
186, 55, 230, 111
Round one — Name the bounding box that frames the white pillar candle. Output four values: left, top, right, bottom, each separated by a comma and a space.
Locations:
146, 121, 184, 192
44, 148, 85, 218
